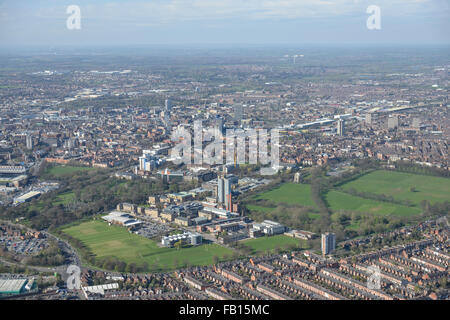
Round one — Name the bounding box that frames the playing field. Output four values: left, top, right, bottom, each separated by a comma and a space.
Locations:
246, 204, 321, 220
340, 170, 450, 205
47, 165, 94, 177
325, 190, 421, 216
62, 220, 234, 272
254, 183, 317, 208
242, 235, 308, 255
246, 169, 447, 219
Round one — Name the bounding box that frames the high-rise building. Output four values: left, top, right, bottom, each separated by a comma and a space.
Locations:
139, 150, 157, 172
365, 113, 372, 125
165, 98, 172, 112
321, 232, 336, 256
217, 177, 232, 210
217, 177, 224, 204
337, 119, 345, 136
224, 178, 232, 211
388, 115, 399, 129
26, 134, 33, 150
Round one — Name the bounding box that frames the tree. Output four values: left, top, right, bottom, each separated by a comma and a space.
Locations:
174, 240, 183, 250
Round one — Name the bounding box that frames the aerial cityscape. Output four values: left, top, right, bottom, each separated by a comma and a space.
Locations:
0, 0, 448, 310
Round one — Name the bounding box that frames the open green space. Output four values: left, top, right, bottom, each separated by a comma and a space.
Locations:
246, 170, 447, 220
242, 235, 308, 255
253, 183, 317, 208
326, 191, 421, 216
46, 165, 95, 177
52, 192, 75, 206
247, 204, 320, 220
62, 220, 234, 272
340, 170, 450, 206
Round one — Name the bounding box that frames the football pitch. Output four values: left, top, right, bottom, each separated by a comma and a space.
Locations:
62, 220, 234, 272
47, 165, 95, 177
253, 183, 317, 208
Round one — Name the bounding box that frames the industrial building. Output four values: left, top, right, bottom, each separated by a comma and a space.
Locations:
13, 190, 41, 205
0, 278, 34, 296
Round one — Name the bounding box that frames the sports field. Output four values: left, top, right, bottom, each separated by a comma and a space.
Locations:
246, 204, 321, 220
242, 235, 308, 255
246, 170, 449, 220
47, 165, 94, 177
340, 170, 450, 205
325, 190, 421, 216
254, 183, 317, 208
62, 220, 234, 272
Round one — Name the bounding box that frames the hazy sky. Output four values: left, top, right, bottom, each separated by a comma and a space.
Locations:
0, 0, 449, 47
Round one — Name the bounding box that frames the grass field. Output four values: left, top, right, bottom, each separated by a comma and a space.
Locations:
246, 204, 321, 220
242, 235, 308, 255
62, 220, 234, 272
47, 165, 94, 177
325, 190, 421, 216
253, 183, 317, 208
340, 170, 450, 206
247, 170, 448, 219
53, 192, 75, 206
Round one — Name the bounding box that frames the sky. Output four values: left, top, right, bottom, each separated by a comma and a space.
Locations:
0, 0, 449, 47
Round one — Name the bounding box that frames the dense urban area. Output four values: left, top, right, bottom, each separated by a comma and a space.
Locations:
0, 46, 448, 301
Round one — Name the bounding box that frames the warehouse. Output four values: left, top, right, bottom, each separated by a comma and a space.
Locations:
0, 279, 29, 296
13, 191, 41, 205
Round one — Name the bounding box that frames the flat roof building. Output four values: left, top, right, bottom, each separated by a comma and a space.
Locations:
0, 279, 29, 295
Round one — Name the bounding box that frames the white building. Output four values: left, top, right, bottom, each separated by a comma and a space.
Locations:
102, 211, 142, 228
252, 220, 286, 236
161, 232, 202, 247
